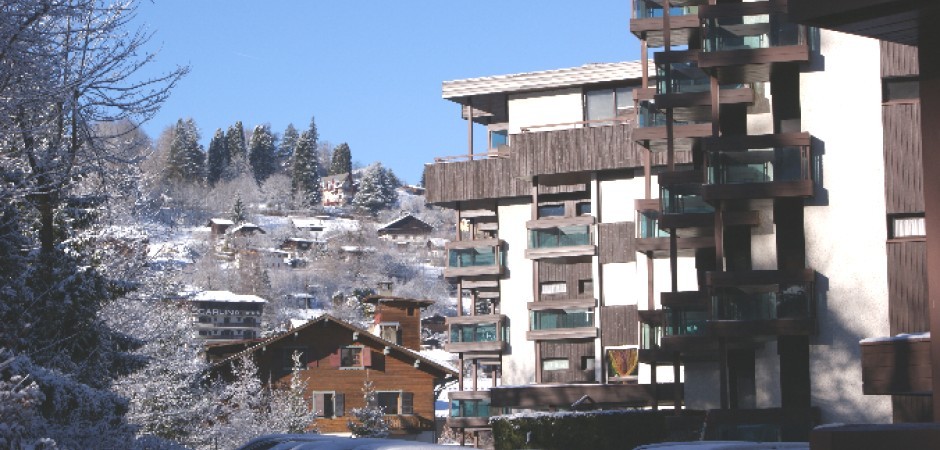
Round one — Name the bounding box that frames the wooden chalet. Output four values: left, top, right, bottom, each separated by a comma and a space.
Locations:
210, 309, 456, 441
207, 218, 235, 235
376, 214, 434, 246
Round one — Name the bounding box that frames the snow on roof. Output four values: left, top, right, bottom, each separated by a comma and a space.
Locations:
418, 348, 457, 372
443, 60, 651, 99
377, 214, 432, 232
860, 332, 930, 344
290, 217, 326, 229
208, 218, 234, 225
192, 290, 268, 304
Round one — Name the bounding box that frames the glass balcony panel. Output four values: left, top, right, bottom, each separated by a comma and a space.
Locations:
661, 186, 715, 214
657, 61, 710, 94
635, 0, 699, 19
706, 147, 808, 184
711, 283, 812, 321
450, 323, 501, 344
450, 399, 492, 418
641, 322, 663, 349
447, 247, 498, 268
638, 101, 668, 128
530, 309, 594, 331
704, 14, 804, 52
638, 213, 670, 238
528, 226, 591, 249
665, 309, 708, 336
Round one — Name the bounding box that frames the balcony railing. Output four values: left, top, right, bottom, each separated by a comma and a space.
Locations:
634, 0, 700, 19
638, 212, 670, 239
450, 398, 492, 418
641, 322, 664, 350
528, 225, 591, 249
530, 308, 594, 331
664, 309, 708, 336
705, 147, 810, 185
704, 15, 805, 52
657, 60, 711, 95
661, 186, 715, 214
450, 322, 505, 345
448, 246, 499, 268
711, 282, 813, 321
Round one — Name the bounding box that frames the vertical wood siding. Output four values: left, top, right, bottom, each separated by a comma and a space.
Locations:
600, 305, 639, 346
883, 103, 924, 214
887, 241, 929, 335
537, 257, 594, 300
539, 339, 596, 383
881, 41, 919, 78
598, 222, 637, 264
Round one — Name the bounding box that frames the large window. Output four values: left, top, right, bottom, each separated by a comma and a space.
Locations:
375, 391, 414, 415
529, 226, 591, 249
585, 87, 634, 125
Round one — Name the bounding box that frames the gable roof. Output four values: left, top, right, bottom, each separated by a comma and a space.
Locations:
207, 218, 235, 226
212, 314, 457, 378
377, 214, 434, 234
321, 173, 352, 185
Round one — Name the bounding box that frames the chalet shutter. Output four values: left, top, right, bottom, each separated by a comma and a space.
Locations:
329, 350, 340, 368
335, 393, 345, 417
362, 348, 372, 367
401, 392, 414, 415
313, 393, 325, 417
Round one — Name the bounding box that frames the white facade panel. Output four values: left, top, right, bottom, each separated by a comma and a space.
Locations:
507, 88, 584, 134
498, 200, 537, 386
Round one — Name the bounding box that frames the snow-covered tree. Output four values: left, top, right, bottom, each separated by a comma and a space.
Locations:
225, 121, 250, 180
163, 118, 205, 184
206, 128, 229, 186
231, 195, 248, 224
329, 142, 353, 175
248, 124, 278, 184
268, 352, 317, 434
278, 123, 299, 172
291, 127, 322, 207
347, 378, 389, 438
353, 162, 397, 214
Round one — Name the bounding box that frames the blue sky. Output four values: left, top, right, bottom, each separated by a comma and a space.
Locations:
135, 1, 641, 184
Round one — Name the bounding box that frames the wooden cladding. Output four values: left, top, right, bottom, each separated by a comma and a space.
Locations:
513, 124, 646, 178
600, 305, 639, 346
424, 157, 528, 204
538, 339, 596, 384
881, 41, 919, 78
883, 103, 924, 214
538, 257, 593, 300
598, 222, 637, 264
861, 337, 932, 396
888, 241, 929, 335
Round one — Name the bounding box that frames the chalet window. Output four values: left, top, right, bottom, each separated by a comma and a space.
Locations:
537, 204, 565, 218
375, 391, 414, 415
198, 316, 211, 324
542, 358, 570, 371
379, 323, 402, 345
585, 86, 635, 125
333, 346, 372, 369
540, 281, 567, 295
889, 214, 926, 239
313, 391, 344, 418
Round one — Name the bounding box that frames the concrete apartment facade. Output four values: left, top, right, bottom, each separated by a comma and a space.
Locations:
425, 0, 930, 445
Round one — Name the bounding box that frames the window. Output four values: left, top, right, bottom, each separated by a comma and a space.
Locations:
540, 281, 567, 295
576, 202, 592, 216
586, 86, 635, 125
380, 323, 401, 345
537, 204, 565, 218
581, 356, 596, 371
198, 316, 211, 323
490, 129, 509, 149
340, 347, 363, 368
542, 358, 570, 371
890, 214, 926, 239
313, 392, 344, 418
375, 391, 414, 415
578, 279, 594, 295
883, 77, 919, 103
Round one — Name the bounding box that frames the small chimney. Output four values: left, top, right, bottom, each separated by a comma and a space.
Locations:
376, 280, 393, 295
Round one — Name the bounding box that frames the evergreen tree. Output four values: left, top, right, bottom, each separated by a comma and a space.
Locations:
226, 121, 247, 160
352, 162, 397, 214
206, 128, 229, 186
329, 142, 352, 175
248, 124, 278, 184
163, 118, 204, 183
278, 123, 299, 172
347, 379, 388, 438
231, 195, 248, 224
291, 130, 322, 207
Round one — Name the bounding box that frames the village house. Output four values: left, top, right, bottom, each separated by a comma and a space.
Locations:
377, 214, 434, 249
207, 218, 235, 236
321, 173, 355, 206
189, 290, 267, 343
211, 296, 457, 442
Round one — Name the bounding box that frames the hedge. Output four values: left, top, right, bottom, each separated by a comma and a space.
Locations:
491, 409, 668, 450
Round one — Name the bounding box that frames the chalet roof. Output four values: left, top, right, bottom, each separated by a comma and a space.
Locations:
192, 290, 268, 304
207, 218, 234, 226
228, 223, 266, 234
321, 173, 351, 184
376, 214, 433, 234
289, 217, 326, 229
442, 60, 650, 100
212, 314, 457, 378
362, 295, 434, 308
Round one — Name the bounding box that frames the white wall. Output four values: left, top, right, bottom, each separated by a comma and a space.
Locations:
498, 200, 537, 385
508, 88, 584, 134
801, 30, 891, 424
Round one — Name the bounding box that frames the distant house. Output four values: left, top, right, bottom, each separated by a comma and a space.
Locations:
207, 218, 235, 235
189, 290, 267, 343
376, 214, 434, 247
320, 173, 355, 206
289, 216, 327, 235
210, 305, 456, 441
227, 222, 266, 237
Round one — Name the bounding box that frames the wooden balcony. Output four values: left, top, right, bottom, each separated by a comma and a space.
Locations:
444, 314, 508, 354
490, 382, 682, 409
655, 86, 756, 109
446, 390, 494, 429
424, 156, 528, 205
634, 123, 713, 152
789, 0, 932, 46
443, 238, 505, 279
512, 122, 649, 178
526, 327, 598, 341
706, 269, 816, 337
861, 334, 932, 396
702, 132, 815, 201
636, 235, 715, 258
631, 14, 702, 48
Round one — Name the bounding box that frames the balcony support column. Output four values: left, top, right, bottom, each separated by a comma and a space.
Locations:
459, 355, 464, 392
652, 360, 659, 410
472, 359, 478, 391
467, 98, 474, 159
673, 352, 682, 413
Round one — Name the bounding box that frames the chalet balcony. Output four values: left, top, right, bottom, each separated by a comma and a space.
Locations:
447, 391, 500, 429
698, 2, 811, 82
702, 132, 814, 201
526, 305, 597, 340
525, 219, 595, 260
706, 269, 816, 337
444, 315, 508, 354
630, 0, 703, 48
444, 239, 505, 278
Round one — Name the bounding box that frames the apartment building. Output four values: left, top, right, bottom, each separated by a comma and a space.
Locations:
425, 0, 933, 444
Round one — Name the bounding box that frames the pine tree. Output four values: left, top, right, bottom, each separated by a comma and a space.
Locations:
347, 378, 388, 438
291, 130, 322, 207
352, 162, 397, 214
231, 195, 248, 224
206, 128, 229, 186
226, 121, 247, 160
163, 118, 204, 183
329, 142, 353, 175
278, 123, 299, 172
248, 124, 277, 184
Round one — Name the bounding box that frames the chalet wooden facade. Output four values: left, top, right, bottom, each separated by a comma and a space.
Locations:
211, 301, 456, 441
376, 214, 434, 246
